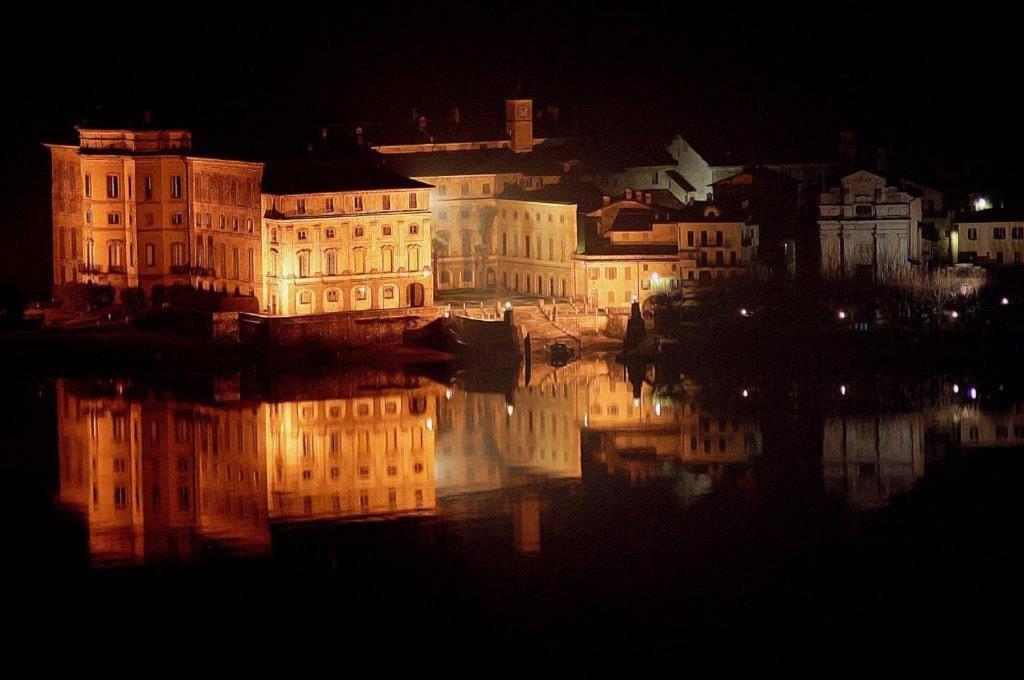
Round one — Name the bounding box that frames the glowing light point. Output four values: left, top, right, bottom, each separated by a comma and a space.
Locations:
837, 310, 847, 320
969, 387, 978, 400
506, 404, 514, 416
740, 308, 749, 317
445, 388, 452, 400
632, 293, 639, 303
651, 272, 660, 282
951, 311, 959, 319
425, 417, 433, 431
505, 301, 512, 311
742, 389, 749, 398
654, 402, 662, 416
633, 398, 640, 408
953, 384, 960, 394
840, 384, 847, 396
1002, 297, 1010, 306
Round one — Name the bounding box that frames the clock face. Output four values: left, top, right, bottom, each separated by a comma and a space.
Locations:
517, 104, 529, 119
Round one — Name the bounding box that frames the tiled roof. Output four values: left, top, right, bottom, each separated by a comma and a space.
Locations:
261, 157, 431, 195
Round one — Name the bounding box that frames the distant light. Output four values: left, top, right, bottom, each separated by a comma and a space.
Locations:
840, 384, 847, 396
740, 308, 749, 317
425, 417, 433, 431
953, 384, 960, 394
951, 311, 959, 319
742, 389, 749, 398
651, 272, 660, 282
654, 402, 662, 416
632, 293, 639, 303
422, 266, 432, 278
969, 387, 978, 400
837, 310, 847, 320
506, 404, 514, 416
445, 388, 452, 400
583, 414, 589, 427
1002, 297, 1010, 306
633, 398, 640, 408
443, 304, 451, 319
505, 301, 512, 310
974, 196, 992, 211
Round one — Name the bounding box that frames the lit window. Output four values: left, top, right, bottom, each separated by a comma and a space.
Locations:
170, 175, 182, 199
106, 175, 119, 199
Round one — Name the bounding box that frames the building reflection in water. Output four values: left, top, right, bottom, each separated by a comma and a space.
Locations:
56, 362, 1023, 566
579, 358, 762, 501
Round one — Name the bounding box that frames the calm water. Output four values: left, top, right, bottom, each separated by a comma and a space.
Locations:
1, 355, 1021, 672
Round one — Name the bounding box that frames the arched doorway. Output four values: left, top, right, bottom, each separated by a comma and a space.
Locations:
407, 282, 425, 307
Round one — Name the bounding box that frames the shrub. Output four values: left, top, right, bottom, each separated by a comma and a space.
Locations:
120, 287, 146, 311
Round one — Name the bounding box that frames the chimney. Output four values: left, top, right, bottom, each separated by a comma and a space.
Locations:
418, 115, 428, 131
625, 188, 633, 200
451, 106, 461, 125
602, 195, 611, 206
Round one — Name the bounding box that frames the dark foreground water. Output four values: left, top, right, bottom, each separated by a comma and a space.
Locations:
1, 354, 1021, 674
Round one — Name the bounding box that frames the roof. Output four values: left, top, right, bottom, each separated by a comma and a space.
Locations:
711, 165, 797, 187
496, 181, 606, 211
261, 156, 431, 195
672, 200, 751, 224
578, 219, 678, 257
665, 169, 696, 192
955, 208, 1024, 224
380, 145, 570, 178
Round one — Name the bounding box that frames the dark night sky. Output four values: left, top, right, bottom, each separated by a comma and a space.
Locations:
3, 1, 1019, 297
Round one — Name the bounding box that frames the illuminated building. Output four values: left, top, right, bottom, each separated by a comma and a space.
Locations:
46, 127, 435, 316
953, 209, 1024, 267
577, 193, 760, 310
818, 170, 923, 281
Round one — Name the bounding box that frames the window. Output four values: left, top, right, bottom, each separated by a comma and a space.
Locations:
107, 212, 121, 225
383, 286, 395, 299
106, 175, 119, 199
437, 185, 447, 197
171, 213, 183, 225
299, 291, 312, 304
382, 195, 391, 210
127, 175, 132, 199
461, 267, 473, 282
297, 251, 310, 277
1012, 227, 1023, 240
297, 229, 308, 240
382, 225, 392, 236
247, 218, 254, 234
326, 289, 340, 303
354, 226, 364, 238
144, 175, 153, 199
407, 245, 420, 271
84, 174, 92, 198
409, 224, 419, 235
381, 246, 394, 272
232, 218, 239, 232
353, 248, 366, 274
354, 287, 368, 301
326, 227, 336, 239
854, 204, 872, 217
247, 248, 254, 280
461, 182, 469, 196
219, 215, 226, 229
145, 243, 156, 267
482, 183, 491, 196
296, 198, 306, 214
325, 250, 338, 275
409, 193, 418, 209
967, 228, 978, 241
325, 197, 335, 212
994, 227, 1007, 240
605, 267, 616, 279
170, 175, 182, 199
354, 196, 363, 211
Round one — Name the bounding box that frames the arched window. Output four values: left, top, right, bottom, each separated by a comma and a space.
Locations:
407, 245, 420, 271
353, 247, 366, 274
324, 249, 338, 276
297, 250, 310, 278
381, 246, 394, 273
195, 236, 204, 267
108, 241, 124, 272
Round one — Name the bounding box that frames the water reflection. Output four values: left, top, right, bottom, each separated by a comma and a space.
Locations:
54, 359, 1024, 566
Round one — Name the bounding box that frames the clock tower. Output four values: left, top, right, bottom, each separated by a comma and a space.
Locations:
505, 98, 533, 153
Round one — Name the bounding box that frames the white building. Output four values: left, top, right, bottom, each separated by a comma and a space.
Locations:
953, 209, 1024, 266
818, 170, 923, 281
